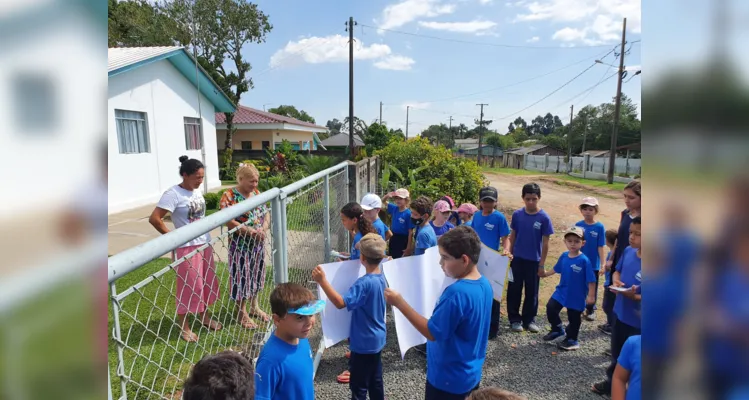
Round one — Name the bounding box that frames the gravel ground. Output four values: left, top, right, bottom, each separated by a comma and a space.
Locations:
314, 306, 612, 400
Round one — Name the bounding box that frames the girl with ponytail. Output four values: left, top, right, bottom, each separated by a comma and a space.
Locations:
340, 202, 376, 260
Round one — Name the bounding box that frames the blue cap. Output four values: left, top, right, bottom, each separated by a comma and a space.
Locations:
287, 299, 326, 316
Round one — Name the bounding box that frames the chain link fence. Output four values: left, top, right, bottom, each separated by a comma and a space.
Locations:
107, 159, 367, 399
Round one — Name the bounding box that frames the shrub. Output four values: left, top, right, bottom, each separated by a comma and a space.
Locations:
300, 155, 337, 174
204, 192, 220, 210
376, 137, 487, 204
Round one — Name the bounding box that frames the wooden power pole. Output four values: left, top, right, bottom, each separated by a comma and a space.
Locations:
607, 18, 627, 184
346, 17, 357, 160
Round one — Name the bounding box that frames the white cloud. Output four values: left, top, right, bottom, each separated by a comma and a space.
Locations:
270, 35, 392, 67
374, 55, 416, 71
514, 0, 640, 44
417, 20, 497, 34
376, 0, 456, 30
401, 101, 431, 110
479, 0, 493, 4
526, 36, 540, 43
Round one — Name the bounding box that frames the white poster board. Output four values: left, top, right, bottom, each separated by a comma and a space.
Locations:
381, 246, 455, 359
476, 244, 510, 302
316, 260, 366, 349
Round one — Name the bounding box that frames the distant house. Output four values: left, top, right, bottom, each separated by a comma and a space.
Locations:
215, 106, 327, 152
502, 144, 565, 169
319, 132, 365, 149
582, 149, 610, 158
454, 138, 479, 150
461, 146, 504, 157
108, 46, 236, 214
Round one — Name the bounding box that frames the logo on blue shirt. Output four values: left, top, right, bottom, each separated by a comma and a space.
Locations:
533, 221, 542, 229
571, 264, 582, 273
635, 271, 642, 282
484, 223, 495, 230
399, 217, 405, 224
591, 231, 598, 237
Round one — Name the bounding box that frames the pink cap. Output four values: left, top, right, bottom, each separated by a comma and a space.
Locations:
433, 200, 451, 213
581, 196, 599, 207
440, 195, 456, 209
392, 188, 410, 198
457, 203, 478, 214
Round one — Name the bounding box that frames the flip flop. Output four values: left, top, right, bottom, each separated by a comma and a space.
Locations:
345, 351, 351, 359
181, 330, 199, 342
336, 370, 350, 384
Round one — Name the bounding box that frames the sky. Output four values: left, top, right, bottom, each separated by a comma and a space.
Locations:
238, 0, 644, 134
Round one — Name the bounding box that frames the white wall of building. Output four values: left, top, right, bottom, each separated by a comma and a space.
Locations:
108, 59, 221, 214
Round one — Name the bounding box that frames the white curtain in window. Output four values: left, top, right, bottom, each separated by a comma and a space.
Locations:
184, 117, 201, 150
115, 110, 150, 153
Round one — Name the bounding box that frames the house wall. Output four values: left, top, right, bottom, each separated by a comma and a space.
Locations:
108, 59, 221, 214
216, 129, 316, 151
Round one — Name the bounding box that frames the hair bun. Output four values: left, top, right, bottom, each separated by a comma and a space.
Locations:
179, 155, 189, 163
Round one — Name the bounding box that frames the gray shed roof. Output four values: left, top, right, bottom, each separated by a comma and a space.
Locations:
319, 132, 365, 147
507, 144, 549, 155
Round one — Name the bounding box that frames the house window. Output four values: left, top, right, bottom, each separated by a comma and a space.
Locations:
115, 109, 150, 154
184, 117, 202, 150
241, 141, 252, 150
262, 141, 270, 149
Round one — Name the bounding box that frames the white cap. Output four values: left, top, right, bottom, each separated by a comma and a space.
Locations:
360, 193, 383, 211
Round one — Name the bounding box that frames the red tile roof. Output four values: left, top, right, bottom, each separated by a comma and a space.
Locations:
216, 105, 326, 130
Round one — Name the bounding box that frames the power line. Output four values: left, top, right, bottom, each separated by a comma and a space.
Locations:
362, 24, 614, 49
492, 62, 599, 121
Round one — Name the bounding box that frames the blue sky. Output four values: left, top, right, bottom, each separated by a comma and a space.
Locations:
240, 0, 642, 133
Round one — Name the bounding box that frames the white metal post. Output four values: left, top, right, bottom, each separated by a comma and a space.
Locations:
323, 174, 331, 262
110, 282, 128, 399
271, 196, 285, 284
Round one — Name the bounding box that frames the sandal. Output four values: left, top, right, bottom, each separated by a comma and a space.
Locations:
336, 370, 350, 384
180, 330, 199, 342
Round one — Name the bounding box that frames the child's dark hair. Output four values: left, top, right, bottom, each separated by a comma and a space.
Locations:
631, 216, 641, 225
579, 204, 599, 214
179, 155, 204, 176
624, 180, 641, 197
438, 226, 482, 264
605, 229, 617, 245
521, 182, 541, 198
467, 387, 527, 400
270, 283, 316, 318
182, 351, 254, 400
341, 202, 375, 235
410, 196, 433, 216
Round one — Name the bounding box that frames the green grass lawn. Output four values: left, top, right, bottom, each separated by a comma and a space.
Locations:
108, 257, 283, 399
481, 166, 628, 191
481, 166, 544, 176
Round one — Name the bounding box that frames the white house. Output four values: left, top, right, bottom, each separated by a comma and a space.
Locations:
108, 46, 236, 214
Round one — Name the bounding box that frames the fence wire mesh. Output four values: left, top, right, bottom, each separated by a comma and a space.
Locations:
108, 161, 361, 400
109, 204, 274, 400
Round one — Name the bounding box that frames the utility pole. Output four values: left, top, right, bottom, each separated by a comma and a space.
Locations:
379, 101, 383, 125
476, 104, 488, 166
346, 16, 357, 160
582, 114, 589, 154
448, 116, 453, 148
406, 106, 410, 139
568, 104, 574, 163
607, 17, 626, 184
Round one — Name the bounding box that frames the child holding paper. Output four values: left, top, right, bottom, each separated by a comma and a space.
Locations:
592, 217, 642, 396
472, 186, 511, 339
255, 283, 323, 400
385, 226, 493, 400
575, 197, 606, 321
539, 226, 596, 351
312, 234, 388, 400
361, 193, 392, 242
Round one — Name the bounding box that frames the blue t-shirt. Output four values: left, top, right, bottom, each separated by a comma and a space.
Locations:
551, 252, 596, 312
618, 335, 642, 400
450, 211, 462, 227
510, 208, 554, 262
471, 210, 511, 251
387, 203, 412, 235
255, 334, 314, 400
429, 220, 455, 238
343, 273, 387, 354
604, 250, 613, 286
414, 223, 438, 256
707, 266, 749, 383
373, 218, 389, 241
465, 220, 473, 228
350, 232, 363, 260
575, 220, 606, 270
614, 246, 642, 328
426, 276, 493, 394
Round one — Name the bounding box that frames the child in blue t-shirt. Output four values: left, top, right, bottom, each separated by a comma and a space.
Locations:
457, 203, 478, 228
471, 186, 510, 339
506, 182, 554, 334
601, 229, 618, 332
339, 202, 377, 261
409, 196, 438, 256
313, 233, 388, 400
430, 199, 456, 238
612, 335, 641, 400
361, 193, 393, 242
385, 226, 493, 400
255, 283, 324, 400
593, 217, 642, 396
575, 196, 607, 320
383, 188, 414, 258
539, 226, 596, 350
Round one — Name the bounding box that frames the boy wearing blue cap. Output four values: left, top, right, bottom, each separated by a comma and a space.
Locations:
255, 283, 324, 400
313, 233, 388, 400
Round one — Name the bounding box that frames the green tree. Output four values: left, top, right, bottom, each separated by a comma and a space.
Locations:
529, 115, 544, 136
389, 128, 406, 139
160, 0, 273, 174
108, 0, 188, 47
513, 116, 528, 130
267, 104, 316, 124
342, 116, 368, 140
484, 133, 503, 168
364, 123, 391, 155
419, 124, 454, 148
509, 127, 529, 144
326, 118, 343, 135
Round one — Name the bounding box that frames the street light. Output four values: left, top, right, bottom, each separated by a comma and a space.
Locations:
595, 59, 618, 68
